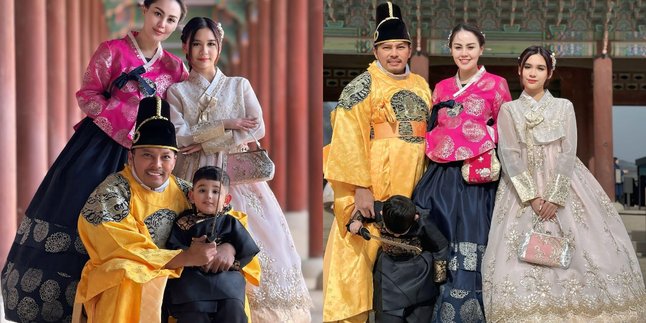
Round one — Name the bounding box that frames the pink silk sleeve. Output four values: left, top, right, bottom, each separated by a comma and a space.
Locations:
490, 78, 512, 143
76, 41, 115, 119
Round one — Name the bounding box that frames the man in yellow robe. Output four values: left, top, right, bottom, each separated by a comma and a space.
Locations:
73, 97, 220, 323
322, 2, 432, 322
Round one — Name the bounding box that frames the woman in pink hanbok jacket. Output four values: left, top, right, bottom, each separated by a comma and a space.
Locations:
0, 1, 188, 321
411, 23, 511, 322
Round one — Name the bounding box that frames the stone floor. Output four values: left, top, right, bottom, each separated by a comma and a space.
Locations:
311, 289, 323, 323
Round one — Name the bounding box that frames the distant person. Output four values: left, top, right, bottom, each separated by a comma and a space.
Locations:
615, 157, 625, 202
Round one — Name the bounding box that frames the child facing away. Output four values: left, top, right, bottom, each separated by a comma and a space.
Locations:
347, 195, 449, 322
164, 166, 261, 323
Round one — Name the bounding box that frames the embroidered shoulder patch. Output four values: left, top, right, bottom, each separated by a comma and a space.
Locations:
336, 71, 371, 110
81, 174, 131, 225
391, 90, 429, 144
175, 176, 192, 199
144, 209, 178, 248
391, 90, 429, 122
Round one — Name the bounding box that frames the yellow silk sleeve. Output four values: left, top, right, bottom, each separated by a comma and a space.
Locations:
324, 98, 373, 189
76, 215, 182, 302
228, 210, 261, 286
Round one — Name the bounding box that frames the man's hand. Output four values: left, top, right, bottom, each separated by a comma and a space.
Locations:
201, 243, 236, 273
353, 187, 375, 218
165, 235, 217, 269
185, 236, 218, 267
348, 220, 363, 234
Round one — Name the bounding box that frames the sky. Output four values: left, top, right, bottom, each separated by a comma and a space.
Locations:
613, 106, 646, 164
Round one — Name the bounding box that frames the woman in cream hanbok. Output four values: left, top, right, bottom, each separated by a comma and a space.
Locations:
166, 17, 312, 322
483, 46, 646, 322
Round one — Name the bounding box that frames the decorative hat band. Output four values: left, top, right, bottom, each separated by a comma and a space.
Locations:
132, 96, 169, 144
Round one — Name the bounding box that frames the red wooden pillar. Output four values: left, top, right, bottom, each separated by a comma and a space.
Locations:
0, 0, 17, 267
67, 0, 82, 134
286, 0, 308, 212
15, 0, 48, 221
308, 0, 324, 257
270, 0, 287, 207
258, 0, 272, 179
247, 6, 259, 89
47, 0, 68, 164
593, 57, 614, 198
239, 31, 249, 78
410, 54, 429, 82
230, 50, 241, 76
80, 0, 92, 69
92, 0, 101, 47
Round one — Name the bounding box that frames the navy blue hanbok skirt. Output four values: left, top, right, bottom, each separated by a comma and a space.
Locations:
412, 161, 498, 323
1, 117, 128, 322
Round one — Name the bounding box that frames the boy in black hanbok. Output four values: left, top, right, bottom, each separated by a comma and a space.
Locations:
348, 195, 448, 323
164, 166, 260, 323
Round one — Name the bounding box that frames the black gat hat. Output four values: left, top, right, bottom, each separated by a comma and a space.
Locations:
374, 2, 411, 46
131, 96, 178, 151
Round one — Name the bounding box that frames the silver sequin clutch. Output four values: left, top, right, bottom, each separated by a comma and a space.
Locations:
518, 216, 571, 269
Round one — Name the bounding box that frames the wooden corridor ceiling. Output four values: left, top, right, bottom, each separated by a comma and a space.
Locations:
101, 0, 253, 68
324, 0, 646, 58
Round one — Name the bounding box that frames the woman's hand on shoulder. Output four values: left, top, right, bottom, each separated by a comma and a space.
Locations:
223, 117, 259, 130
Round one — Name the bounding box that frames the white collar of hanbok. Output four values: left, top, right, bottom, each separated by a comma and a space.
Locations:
452, 66, 486, 98
188, 68, 222, 88
127, 31, 163, 68
129, 165, 170, 193
375, 60, 410, 80
519, 90, 553, 129
189, 69, 226, 122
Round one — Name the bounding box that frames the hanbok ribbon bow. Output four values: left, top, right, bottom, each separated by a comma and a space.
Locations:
525, 110, 544, 129
428, 100, 462, 131
112, 65, 156, 97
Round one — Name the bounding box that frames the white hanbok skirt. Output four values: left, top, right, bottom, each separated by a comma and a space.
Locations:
483, 145, 646, 322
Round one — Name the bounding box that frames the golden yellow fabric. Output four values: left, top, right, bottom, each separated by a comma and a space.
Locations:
322, 62, 431, 321
76, 167, 190, 323
324, 311, 370, 323
228, 209, 262, 287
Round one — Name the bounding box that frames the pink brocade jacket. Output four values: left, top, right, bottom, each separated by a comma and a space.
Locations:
426, 67, 512, 162
75, 31, 188, 148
